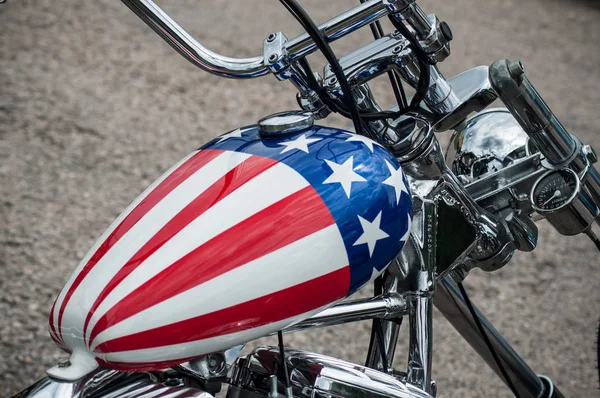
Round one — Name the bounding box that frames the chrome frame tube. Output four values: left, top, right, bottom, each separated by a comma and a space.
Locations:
407, 295, 433, 392
433, 277, 546, 398
281, 293, 408, 334
121, 0, 389, 78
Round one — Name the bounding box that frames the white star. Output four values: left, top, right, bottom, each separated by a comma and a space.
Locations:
278, 134, 321, 154
383, 160, 408, 204
353, 211, 390, 257
216, 128, 245, 143
345, 134, 383, 153
323, 156, 366, 198
400, 213, 412, 243
370, 267, 384, 281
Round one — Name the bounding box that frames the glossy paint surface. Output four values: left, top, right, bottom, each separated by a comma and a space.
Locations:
48, 126, 412, 371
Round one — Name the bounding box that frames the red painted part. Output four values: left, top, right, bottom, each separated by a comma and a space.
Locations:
95, 266, 350, 355
53, 149, 223, 341
82, 154, 279, 344
89, 184, 336, 346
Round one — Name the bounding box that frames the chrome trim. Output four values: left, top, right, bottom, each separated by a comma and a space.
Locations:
121, 0, 390, 78
285, 0, 390, 61
12, 368, 213, 398
529, 168, 599, 235
281, 292, 408, 333
228, 346, 433, 398
257, 111, 314, 137
120, 0, 268, 78
489, 59, 577, 167
407, 295, 433, 391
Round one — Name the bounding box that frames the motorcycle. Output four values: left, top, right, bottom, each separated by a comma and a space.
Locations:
10, 0, 600, 397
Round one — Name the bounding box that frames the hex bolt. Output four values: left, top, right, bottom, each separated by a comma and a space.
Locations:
268, 53, 279, 64
392, 45, 403, 54
57, 358, 71, 368
508, 59, 525, 82
207, 353, 225, 373
266, 33, 277, 43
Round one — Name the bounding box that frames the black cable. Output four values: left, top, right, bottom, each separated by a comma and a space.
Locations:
297, 53, 429, 122
279, 0, 365, 136
277, 331, 292, 391
457, 282, 521, 398
280, 0, 431, 127
360, 0, 407, 110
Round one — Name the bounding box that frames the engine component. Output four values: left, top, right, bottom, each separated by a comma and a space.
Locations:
227, 346, 432, 398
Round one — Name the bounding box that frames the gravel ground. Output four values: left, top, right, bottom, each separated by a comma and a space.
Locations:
2, 0, 599, 397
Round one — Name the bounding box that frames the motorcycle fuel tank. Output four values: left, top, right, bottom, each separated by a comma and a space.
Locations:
47, 124, 412, 378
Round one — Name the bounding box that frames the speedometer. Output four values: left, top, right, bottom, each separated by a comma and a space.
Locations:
531, 169, 579, 213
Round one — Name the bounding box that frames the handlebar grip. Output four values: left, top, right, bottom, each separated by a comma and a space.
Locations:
489, 59, 577, 166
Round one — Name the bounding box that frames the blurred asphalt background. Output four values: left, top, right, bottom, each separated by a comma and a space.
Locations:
2, 0, 600, 396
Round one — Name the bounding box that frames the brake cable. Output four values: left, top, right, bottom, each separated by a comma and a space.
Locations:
279, 0, 365, 136
278, 0, 431, 128
457, 282, 521, 398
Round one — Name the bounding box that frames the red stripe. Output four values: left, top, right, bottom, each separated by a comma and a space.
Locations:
54, 149, 223, 341
90, 185, 335, 346
82, 155, 278, 344
49, 298, 61, 343
95, 266, 350, 354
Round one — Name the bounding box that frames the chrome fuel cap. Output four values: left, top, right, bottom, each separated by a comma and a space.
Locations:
258, 111, 314, 138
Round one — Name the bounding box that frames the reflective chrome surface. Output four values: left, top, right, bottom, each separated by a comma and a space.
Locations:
228, 346, 432, 398
530, 168, 599, 235
121, 0, 390, 78
489, 59, 577, 167
258, 111, 314, 137
120, 0, 268, 78
446, 108, 531, 181
13, 368, 212, 398
282, 292, 408, 333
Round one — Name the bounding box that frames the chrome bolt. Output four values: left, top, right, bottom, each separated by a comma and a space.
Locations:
583, 144, 597, 164
207, 353, 225, 373
392, 45, 403, 54
268, 53, 279, 64
328, 77, 337, 86
57, 358, 71, 368
430, 380, 438, 397
266, 33, 277, 43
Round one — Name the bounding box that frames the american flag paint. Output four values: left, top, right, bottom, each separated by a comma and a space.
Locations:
49, 125, 412, 372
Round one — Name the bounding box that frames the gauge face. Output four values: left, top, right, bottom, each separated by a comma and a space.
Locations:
532, 169, 578, 212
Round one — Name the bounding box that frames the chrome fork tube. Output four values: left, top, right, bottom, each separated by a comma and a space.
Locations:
407, 295, 433, 390
433, 277, 547, 398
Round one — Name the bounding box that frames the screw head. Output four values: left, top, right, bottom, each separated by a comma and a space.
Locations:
328, 76, 337, 85
266, 33, 277, 42
57, 358, 71, 368
392, 45, 402, 54
268, 53, 279, 63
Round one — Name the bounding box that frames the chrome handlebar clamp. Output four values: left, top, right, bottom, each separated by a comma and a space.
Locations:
385, 0, 452, 63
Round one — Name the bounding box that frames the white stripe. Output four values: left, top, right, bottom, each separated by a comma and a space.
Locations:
96, 306, 331, 364
91, 225, 348, 349
61, 150, 252, 348
86, 161, 311, 346
51, 150, 199, 336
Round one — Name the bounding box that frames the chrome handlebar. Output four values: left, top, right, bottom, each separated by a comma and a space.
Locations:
121, 0, 390, 78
